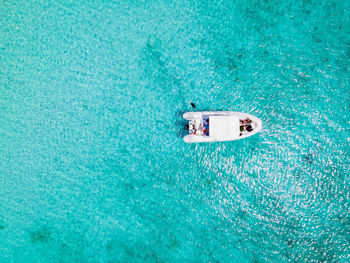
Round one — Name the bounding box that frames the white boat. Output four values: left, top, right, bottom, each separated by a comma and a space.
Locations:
183, 111, 262, 143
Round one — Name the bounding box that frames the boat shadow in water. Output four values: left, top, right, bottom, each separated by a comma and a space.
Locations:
175, 110, 189, 138
175, 119, 188, 138
176, 110, 186, 117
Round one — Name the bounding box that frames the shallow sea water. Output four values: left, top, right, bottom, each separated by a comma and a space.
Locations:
0, 0, 349, 262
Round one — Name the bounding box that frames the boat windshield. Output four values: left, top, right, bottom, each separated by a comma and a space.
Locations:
203, 117, 209, 136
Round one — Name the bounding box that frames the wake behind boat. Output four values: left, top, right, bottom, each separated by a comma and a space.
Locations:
183, 111, 262, 143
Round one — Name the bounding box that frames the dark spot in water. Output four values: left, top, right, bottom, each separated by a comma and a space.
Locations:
227, 59, 237, 71
106, 241, 113, 251
0, 218, 5, 230
169, 237, 179, 248
238, 209, 249, 219
312, 33, 322, 43
30, 227, 50, 244
303, 153, 314, 164
125, 183, 135, 190
145, 37, 165, 67
287, 239, 294, 248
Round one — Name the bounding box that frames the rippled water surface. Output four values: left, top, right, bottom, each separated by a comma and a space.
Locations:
0, 0, 349, 262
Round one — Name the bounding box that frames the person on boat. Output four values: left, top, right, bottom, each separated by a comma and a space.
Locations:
240, 118, 253, 132
201, 118, 209, 136
202, 127, 209, 136
240, 118, 252, 125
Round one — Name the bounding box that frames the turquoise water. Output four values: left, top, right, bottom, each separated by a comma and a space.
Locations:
0, 0, 349, 262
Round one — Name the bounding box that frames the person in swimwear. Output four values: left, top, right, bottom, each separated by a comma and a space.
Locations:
240, 118, 253, 132
202, 127, 209, 136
